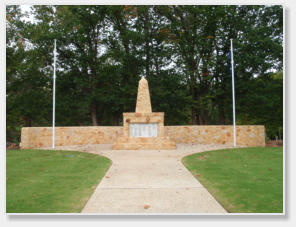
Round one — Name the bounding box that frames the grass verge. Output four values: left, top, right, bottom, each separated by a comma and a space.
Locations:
6, 149, 111, 213
182, 147, 283, 213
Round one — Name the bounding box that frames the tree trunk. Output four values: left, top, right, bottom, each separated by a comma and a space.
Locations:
218, 105, 226, 124
24, 116, 32, 127
112, 114, 120, 126
90, 104, 98, 126
190, 83, 199, 125
201, 111, 209, 125
198, 115, 204, 125
191, 107, 200, 125
191, 108, 196, 124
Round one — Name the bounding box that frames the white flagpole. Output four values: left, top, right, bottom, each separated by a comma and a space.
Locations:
52, 39, 56, 149
230, 39, 236, 147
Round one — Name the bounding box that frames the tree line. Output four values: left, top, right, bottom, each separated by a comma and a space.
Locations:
6, 5, 283, 143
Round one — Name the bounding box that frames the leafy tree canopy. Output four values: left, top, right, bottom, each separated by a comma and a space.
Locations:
6, 5, 283, 142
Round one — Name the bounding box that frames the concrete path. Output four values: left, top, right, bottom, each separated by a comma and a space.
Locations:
52, 144, 233, 214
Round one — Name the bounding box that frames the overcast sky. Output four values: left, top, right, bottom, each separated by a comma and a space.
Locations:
20, 5, 34, 22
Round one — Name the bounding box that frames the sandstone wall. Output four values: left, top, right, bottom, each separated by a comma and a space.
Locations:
21, 126, 123, 149
165, 125, 265, 147
20, 125, 265, 149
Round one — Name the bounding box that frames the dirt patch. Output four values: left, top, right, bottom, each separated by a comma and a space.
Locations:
6, 142, 20, 150
197, 155, 210, 160
266, 140, 283, 147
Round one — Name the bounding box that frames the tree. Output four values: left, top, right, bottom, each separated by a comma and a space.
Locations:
6, 5, 52, 142
6, 5, 283, 142
237, 72, 283, 139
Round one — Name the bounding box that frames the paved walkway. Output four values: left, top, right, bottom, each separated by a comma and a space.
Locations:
53, 144, 233, 214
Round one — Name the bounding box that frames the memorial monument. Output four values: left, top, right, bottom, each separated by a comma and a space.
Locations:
112, 77, 176, 150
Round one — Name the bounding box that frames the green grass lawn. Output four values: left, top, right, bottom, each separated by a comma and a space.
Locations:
6, 149, 111, 213
182, 147, 283, 213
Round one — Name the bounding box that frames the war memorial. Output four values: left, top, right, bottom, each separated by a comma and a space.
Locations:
20, 77, 265, 149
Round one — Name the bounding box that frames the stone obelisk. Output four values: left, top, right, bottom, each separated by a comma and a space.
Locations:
136, 77, 152, 113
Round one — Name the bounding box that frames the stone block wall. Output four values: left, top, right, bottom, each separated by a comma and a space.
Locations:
20, 125, 265, 149
165, 125, 265, 147
21, 126, 123, 149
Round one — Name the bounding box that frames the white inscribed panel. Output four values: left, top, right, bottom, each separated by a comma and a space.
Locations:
129, 123, 158, 137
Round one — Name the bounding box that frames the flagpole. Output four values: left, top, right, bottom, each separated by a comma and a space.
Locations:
52, 39, 56, 149
230, 39, 236, 147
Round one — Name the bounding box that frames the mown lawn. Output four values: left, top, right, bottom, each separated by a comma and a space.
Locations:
6, 149, 111, 213
182, 147, 283, 213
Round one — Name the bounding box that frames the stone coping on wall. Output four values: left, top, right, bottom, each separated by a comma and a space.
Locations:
20, 125, 265, 149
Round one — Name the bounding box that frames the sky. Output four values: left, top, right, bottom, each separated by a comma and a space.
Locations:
20, 5, 34, 22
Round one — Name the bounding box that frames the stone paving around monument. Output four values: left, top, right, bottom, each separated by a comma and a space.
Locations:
49, 143, 236, 213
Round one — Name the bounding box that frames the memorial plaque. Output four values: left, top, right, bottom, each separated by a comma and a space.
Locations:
129, 123, 158, 137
